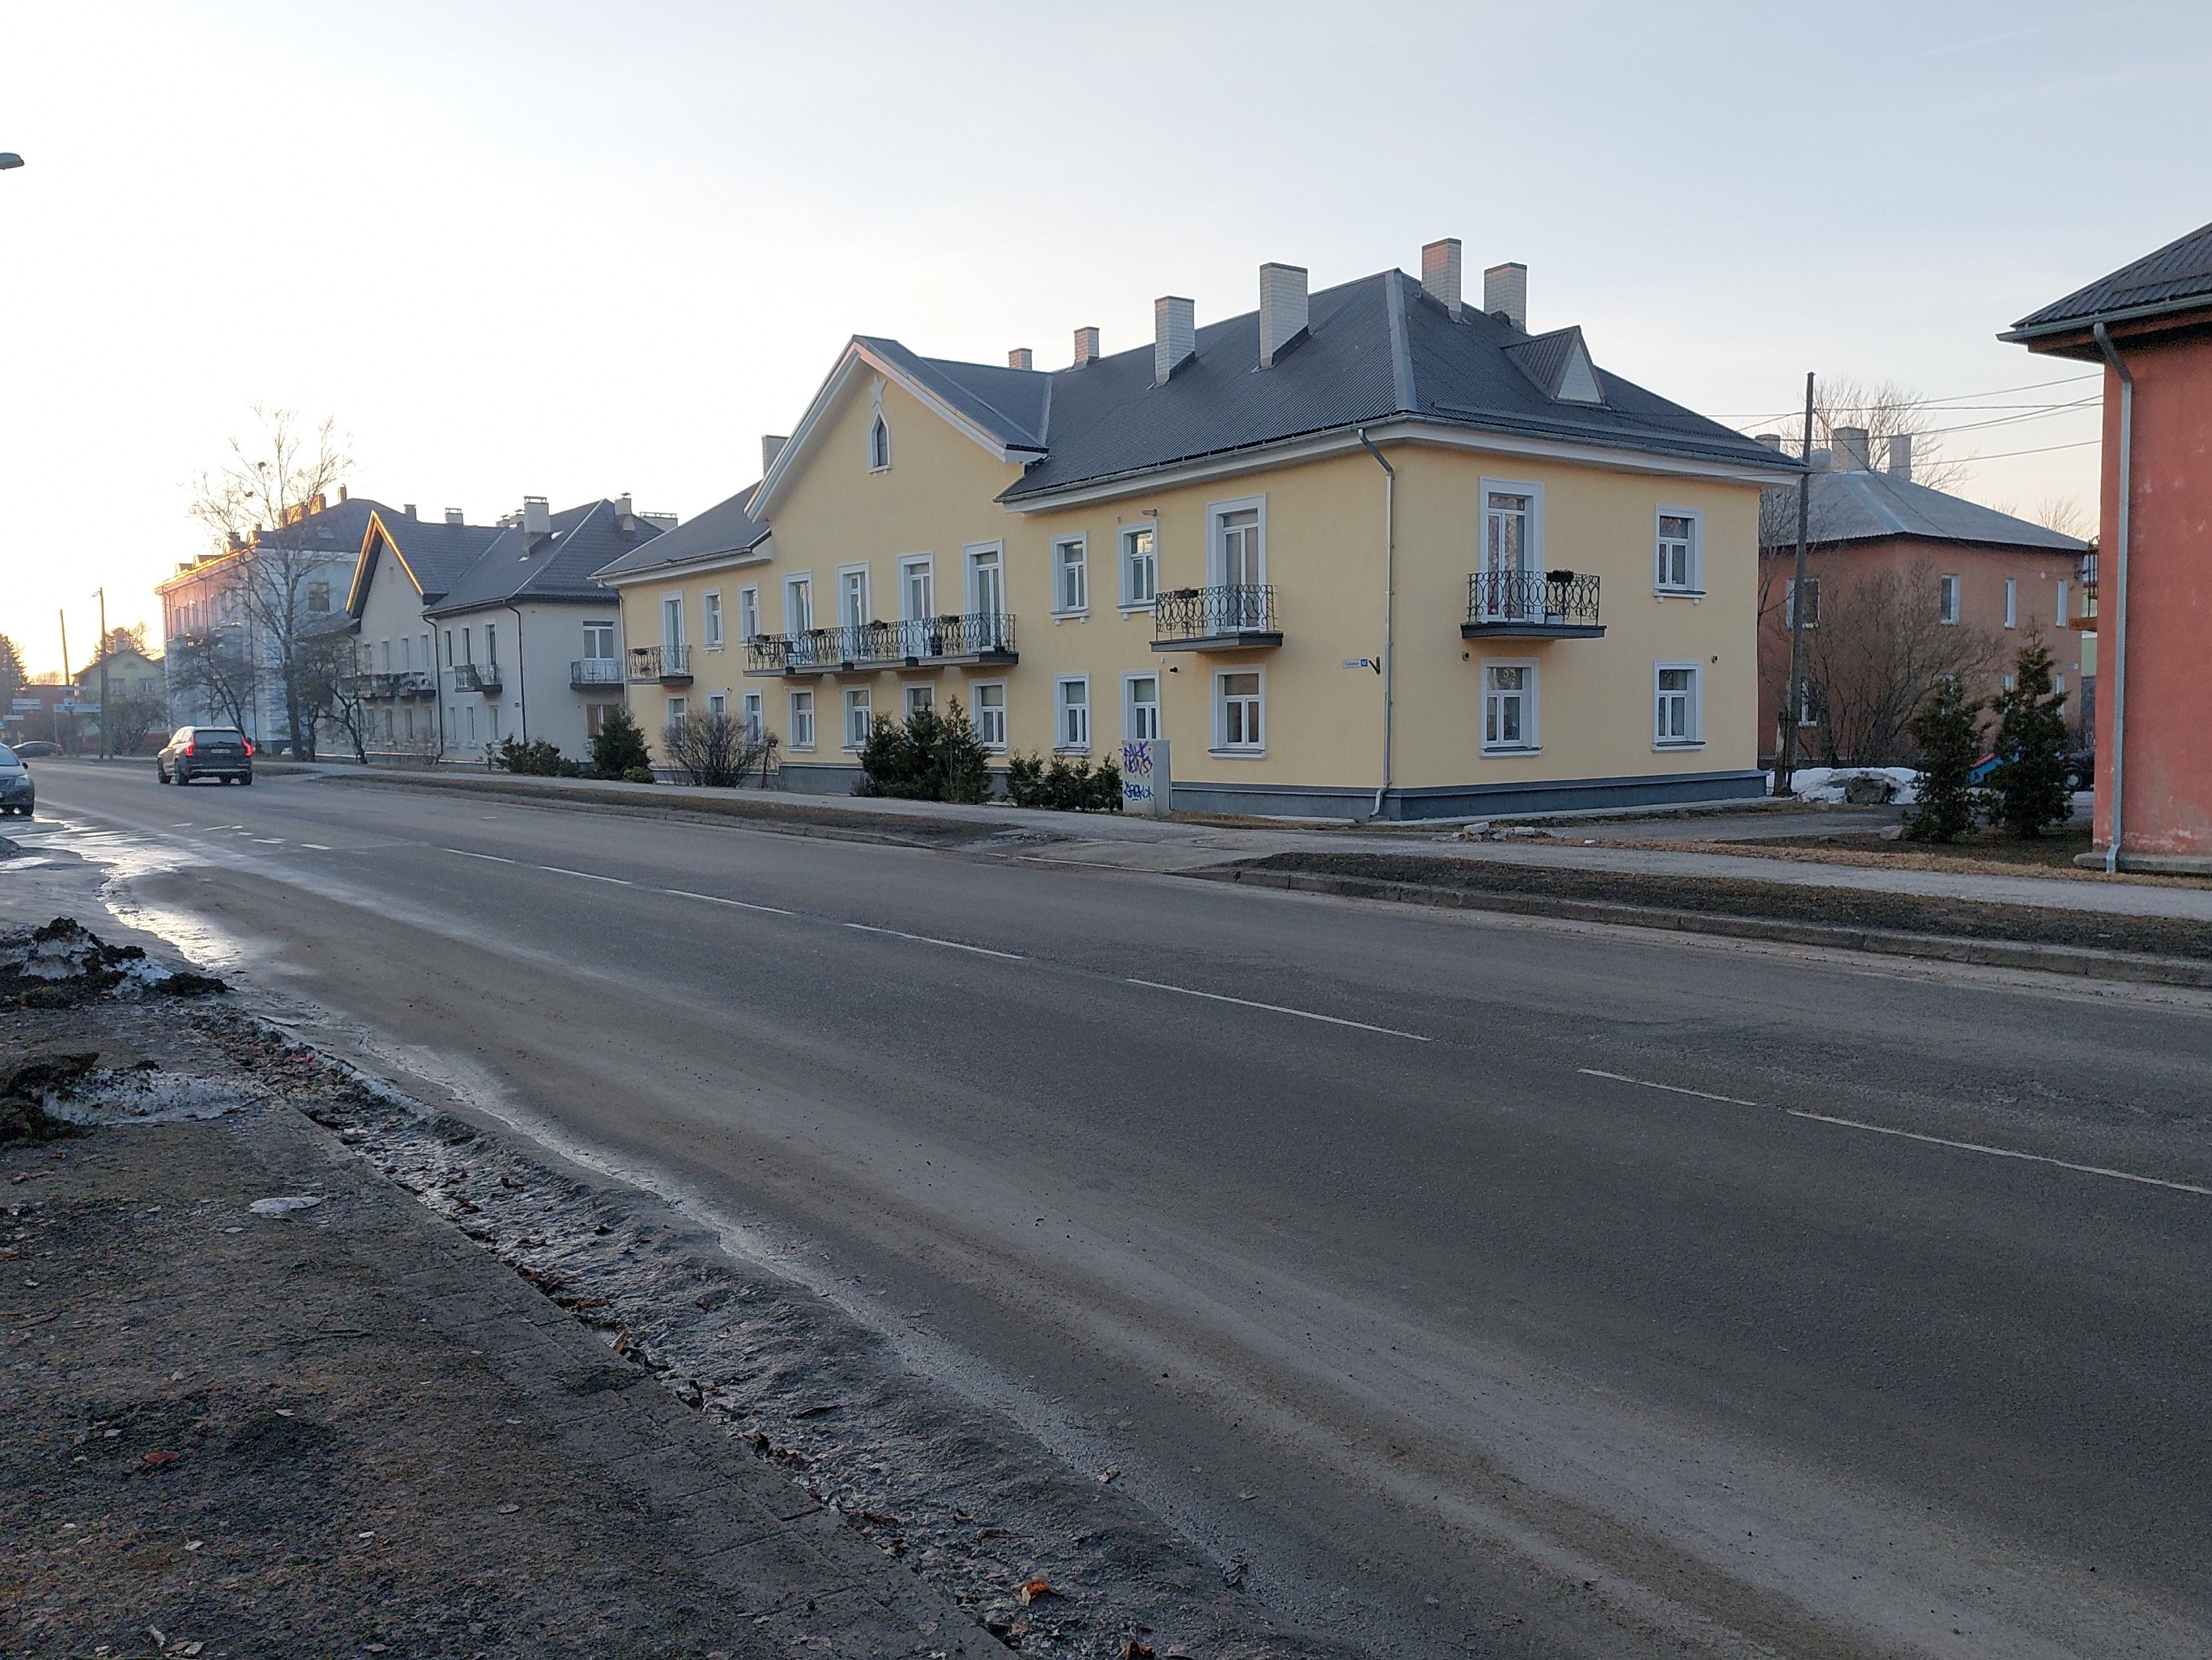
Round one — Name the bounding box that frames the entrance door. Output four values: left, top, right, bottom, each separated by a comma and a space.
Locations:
968, 546, 1005, 650
1483, 491, 1533, 619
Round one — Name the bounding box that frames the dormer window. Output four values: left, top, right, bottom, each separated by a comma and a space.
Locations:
868, 412, 891, 472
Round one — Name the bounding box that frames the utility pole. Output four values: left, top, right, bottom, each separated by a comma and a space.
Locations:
56, 610, 70, 749
1778, 372, 1816, 795
95, 588, 109, 761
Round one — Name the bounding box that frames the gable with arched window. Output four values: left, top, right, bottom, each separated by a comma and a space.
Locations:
867, 409, 891, 472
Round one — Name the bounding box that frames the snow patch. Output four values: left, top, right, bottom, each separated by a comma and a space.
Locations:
37, 1068, 270, 1126
1787, 766, 1921, 806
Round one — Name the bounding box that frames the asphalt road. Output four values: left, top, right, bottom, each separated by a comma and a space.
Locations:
22, 762, 2212, 1660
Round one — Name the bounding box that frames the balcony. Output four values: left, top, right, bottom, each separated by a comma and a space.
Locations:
452, 662, 502, 694
745, 614, 1018, 676
628, 644, 692, 684
1461, 570, 1604, 639
352, 669, 439, 699
1150, 586, 1281, 651
570, 657, 624, 689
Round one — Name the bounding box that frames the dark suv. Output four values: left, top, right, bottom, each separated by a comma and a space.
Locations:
157, 726, 254, 786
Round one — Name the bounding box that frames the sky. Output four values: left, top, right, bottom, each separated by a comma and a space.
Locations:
2, 0, 2207, 677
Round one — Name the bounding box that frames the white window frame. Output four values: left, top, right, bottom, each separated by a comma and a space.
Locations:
897, 555, 935, 622
837, 564, 871, 630
1939, 573, 1961, 625
1052, 534, 1090, 616
868, 409, 891, 473
707, 691, 727, 719
660, 593, 685, 650
785, 574, 814, 634
738, 586, 760, 643
1654, 661, 1703, 749
1212, 667, 1264, 755
1054, 675, 1090, 753
1207, 494, 1268, 589
1123, 672, 1161, 742
788, 689, 815, 751
1654, 506, 1704, 595
1479, 477, 1547, 576
703, 589, 724, 648
972, 681, 1007, 751
582, 620, 615, 663
741, 689, 762, 738
666, 695, 688, 732
2004, 578, 2018, 629
1481, 658, 1540, 754
2056, 578, 2070, 630
1785, 576, 1819, 628
903, 682, 935, 718
1119, 523, 1159, 610
842, 686, 873, 751
964, 542, 1006, 617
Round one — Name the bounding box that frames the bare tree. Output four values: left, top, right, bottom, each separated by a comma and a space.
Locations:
1796, 558, 2002, 765
1757, 376, 1968, 494
295, 631, 371, 763
165, 628, 258, 735
662, 715, 777, 787
186, 408, 356, 757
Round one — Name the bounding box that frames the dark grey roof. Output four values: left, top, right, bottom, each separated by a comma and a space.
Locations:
591, 484, 766, 582
2006, 219, 2212, 337
430, 501, 659, 614
252, 494, 389, 560
857, 338, 1050, 452
369, 512, 506, 603
999, 271, 1795, 502
1760, 468, 2089, 554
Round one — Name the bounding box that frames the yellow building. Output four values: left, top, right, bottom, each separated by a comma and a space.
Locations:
595, 241, 1801, 819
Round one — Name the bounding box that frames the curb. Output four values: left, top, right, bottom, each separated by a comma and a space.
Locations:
1189, 865, 2212, 990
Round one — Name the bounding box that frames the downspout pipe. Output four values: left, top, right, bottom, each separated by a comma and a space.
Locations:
1357, 428, 1396, 820
506, 603, 529, 744
2092, 322, 2132, 875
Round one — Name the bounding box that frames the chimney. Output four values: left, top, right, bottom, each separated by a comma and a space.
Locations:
1833, 427, 1871, 471
1073, 326, 1100, 367
762, 434, 789, 473
337, 485, 348, 503
402, 503, 417, 519
1154, 295, 1195, 385
1008, 347, 1033, 370
1755, 433, 1784, 451
1258, 262, 1309, 367
522, 496, 551, 536
1483, 262, 1528, 332
444, 508, 464, 526
610, 494, 632, 518
1887, 433, 1913, 482
1421, 238, 1463, 317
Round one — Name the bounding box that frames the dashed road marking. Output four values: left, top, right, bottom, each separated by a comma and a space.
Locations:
845, 922, 1024, 961
1126, 979, 1429, 1041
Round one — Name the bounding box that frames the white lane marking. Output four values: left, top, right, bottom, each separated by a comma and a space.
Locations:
300, 843, 331, 851
537, 863, 631, 886
169, 821, 194, 828
444, 848, 518, 864
1127, 978, 1430, 1041
845, 922, 1025, 961
662, 887, 796, 917
1577, 1069, 2212, 1198
254, 838, 283, 844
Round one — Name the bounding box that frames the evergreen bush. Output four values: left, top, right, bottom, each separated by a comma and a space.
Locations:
1985, 639, 2073, 838
1904, 676, 1983, 842
855, 699, 994, 803
588, 706, 652, 780
490, 735, 564, 776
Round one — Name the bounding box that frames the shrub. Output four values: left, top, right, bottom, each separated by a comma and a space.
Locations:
1985, 639, 2073, 838
855, 699, 993, 804
1904, 676, 1982, 843
588, 706, 652, 780
662, 714, 775, 788
621, 765, 657, 784
1005, 750, 1122, 812
490, 735, 564, 777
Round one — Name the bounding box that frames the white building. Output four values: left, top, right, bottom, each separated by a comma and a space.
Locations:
340, 505, 507, 758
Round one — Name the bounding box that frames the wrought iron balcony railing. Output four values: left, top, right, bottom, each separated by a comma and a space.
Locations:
1461, 570, 1604, 639
452, 662, 501, 694
628, 644, 692, 683
570, 658, 624, 688
1149, 586, 1280, 650
744, 613, 1017, 675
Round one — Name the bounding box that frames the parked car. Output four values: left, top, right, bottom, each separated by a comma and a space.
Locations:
2065, 749, 2096, 792
156, 725, 254, 786
10, 739, 61, 758
0, 744, 32, 817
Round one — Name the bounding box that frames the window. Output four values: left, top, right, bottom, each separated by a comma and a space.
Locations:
307, 581, 331, 614
1655, 663, 1702, 746
786, 576, 813, 634
2004, 578, 2018, 629
401, 636, 412, 672
2056, 579, 2070, 629
1055, 677, 1090, 751
666, 696, 687, 732
443, 629, 454, 666
582, 622, 615, 662
738, 586, 760, 642
1785, 577, 1820, 627
708, 691, 727, 719
904, 683, 934, 718
1053, 536, 1088, 614
843, 687, 873, 749
1655, 512, 1700, 592
1482, 662, 1537, 751
704, 591, 724, 647
2053, 674, 2067, 696
1120, 524, 1157, 607
899, 557, 934, 622
467, 705, 478, 743
868, 411, 891, 472
661, 595, 684, 648
1216, 670, 1262, 751
486, 623, 498, 666
585, 703, 610, 738
973, 682, 1006, 749
1214, 502, 1264, 589
1124, 674, 1160, 741
461, 626, 474, 664
788, 689, 815, 749
839, 567, 869, 630
1939, 574, 1961, 625
1484, 488, 1537, 575
741, 690, 763, 738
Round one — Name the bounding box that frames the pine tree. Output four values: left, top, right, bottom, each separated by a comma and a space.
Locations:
1905, 675, 1982, 842
1985, 640, 2073, 838
588, 705, 651, 779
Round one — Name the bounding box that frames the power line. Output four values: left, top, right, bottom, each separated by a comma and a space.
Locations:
1712, 370, 2103, 428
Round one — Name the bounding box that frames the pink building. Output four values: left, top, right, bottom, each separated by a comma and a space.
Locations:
2006, 220, 2212, 872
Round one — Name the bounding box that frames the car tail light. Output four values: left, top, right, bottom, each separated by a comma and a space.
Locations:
242, 740, 254, 757
183, 742, 197, 757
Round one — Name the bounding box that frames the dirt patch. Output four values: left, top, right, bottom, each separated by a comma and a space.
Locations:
1246, 851, 2212, 962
